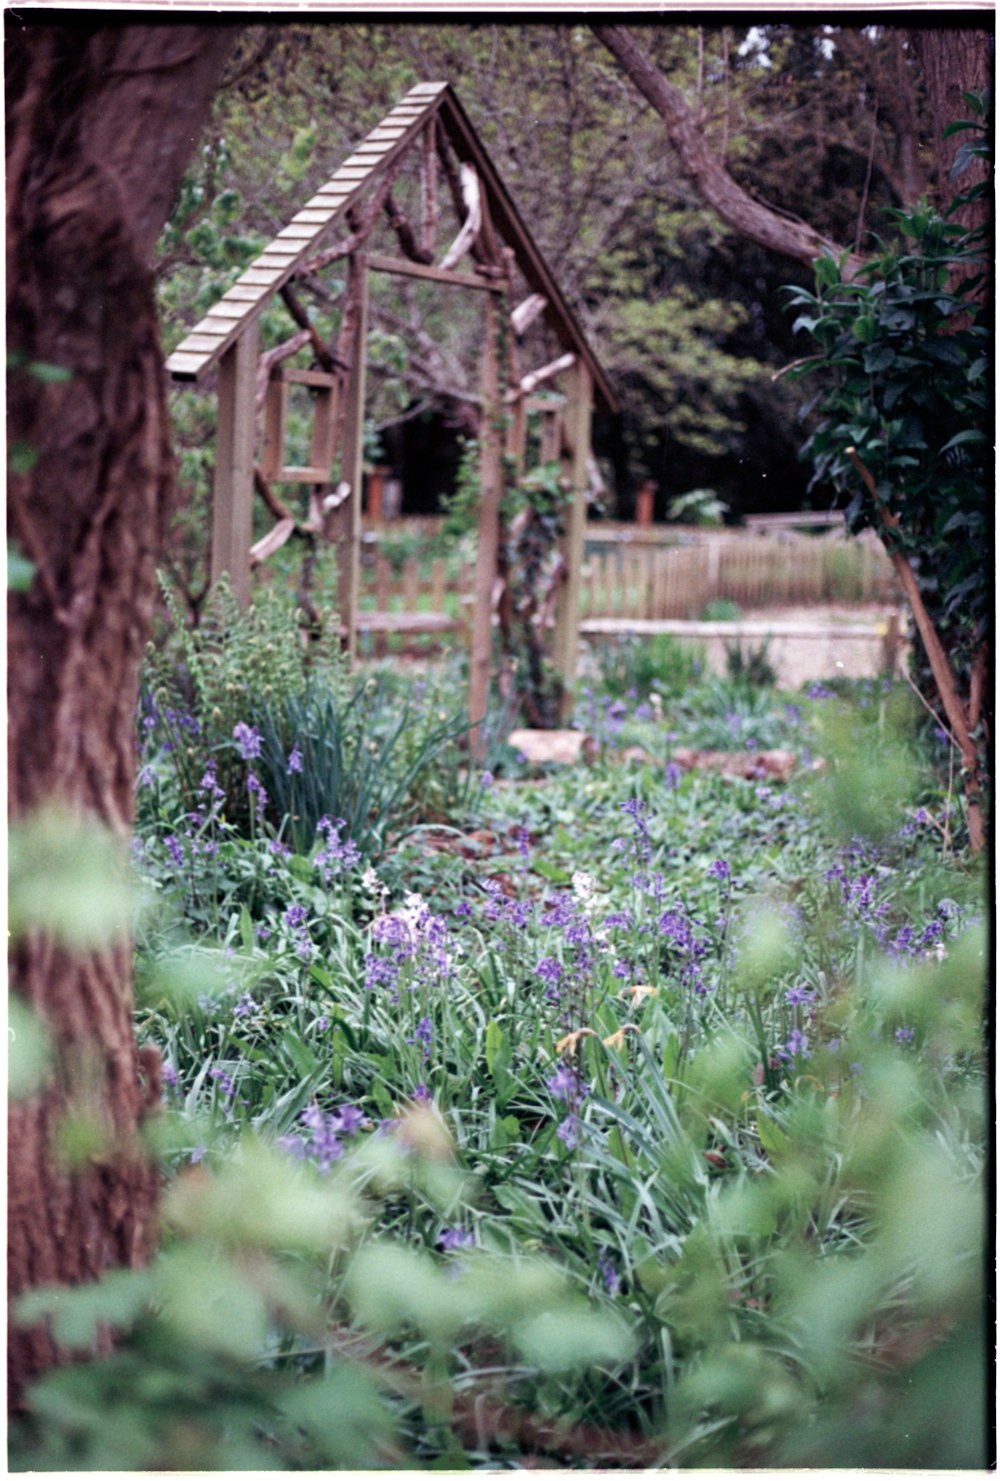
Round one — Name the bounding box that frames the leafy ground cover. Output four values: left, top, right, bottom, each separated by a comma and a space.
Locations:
11, 618, 988, 1471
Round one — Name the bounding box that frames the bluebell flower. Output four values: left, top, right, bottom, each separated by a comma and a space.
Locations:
597, 1249, 619, 1296
547, 1064, 588, 1102
233, 721, 262, 761
557, 1114, 581, 1149
286, 745, 304, 776
439, 1227, 475, 1251
783, 1027, 810, 1060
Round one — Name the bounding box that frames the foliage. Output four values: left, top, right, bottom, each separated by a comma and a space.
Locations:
724, 636, 777, 689
153, 22, 951, 517
584, 631, 703, 704
785, 93, 991, 712
11, 640, 987, 1469
667, 487, 730, 525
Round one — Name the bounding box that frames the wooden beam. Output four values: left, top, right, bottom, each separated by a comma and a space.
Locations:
440, 163, 482, 271
512, 293, 547, 336
552, 361, 592, 714
260, 376, 287, 481
435, 90, 617, 413
325, 254, 368, 659
421, 121, 438, 256
506, 351, 576, 403
211, 322, 259, 607
367, 253, 502, 293
469, 292, 503, 740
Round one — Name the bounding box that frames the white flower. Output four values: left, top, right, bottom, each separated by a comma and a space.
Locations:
572, 871, 597, 901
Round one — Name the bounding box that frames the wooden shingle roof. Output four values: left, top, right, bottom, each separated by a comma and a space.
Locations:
166, 81, 616, 411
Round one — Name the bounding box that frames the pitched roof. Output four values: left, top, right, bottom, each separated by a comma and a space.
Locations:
166, 81, 615, 411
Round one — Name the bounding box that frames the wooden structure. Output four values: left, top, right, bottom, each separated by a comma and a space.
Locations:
166, 82, 616, 731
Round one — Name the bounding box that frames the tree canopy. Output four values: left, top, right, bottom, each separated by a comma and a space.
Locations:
159, 20, 972, 541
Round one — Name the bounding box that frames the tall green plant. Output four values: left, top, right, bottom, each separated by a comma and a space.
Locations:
784, 91, 990, 850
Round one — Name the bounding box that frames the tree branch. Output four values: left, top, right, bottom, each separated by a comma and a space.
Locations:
591, 24, 866, 279
846, 447, 984, 853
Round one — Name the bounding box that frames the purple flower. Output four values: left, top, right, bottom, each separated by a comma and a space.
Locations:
547, 1064, 588, 1102
411, 1082, 432, 1103
190, 1144, 207, 1165
895, 1025, 915, 1045
664, 761, 683, 791
597, 1249, 619, 1296
336, 1104, 365, 1136
164, 834, 186, 869
209, 1067, 235, 1100
286, 745, 304, 776
162, 1061, 178, 1089
313, 1015, 329, 1033
707, 859, 731, 883
481, 770, 494, 788
233, 992, 260, 1019
233, 722, 262, 761
301, 1104, 345, 1171
439, 1227, 475, 1251
783, 1027, 811, 1060
409, 1015, 433, 1057
784, 985, 816, 1006
556, 1114, 581, 1149
284, 903, 309, 930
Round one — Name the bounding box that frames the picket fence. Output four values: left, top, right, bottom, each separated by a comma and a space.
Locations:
354, 520, 898, 647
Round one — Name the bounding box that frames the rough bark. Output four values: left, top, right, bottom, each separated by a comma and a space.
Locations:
916, 25, 991, 210
591, 24, 867, 279
6, 21, 236, 1407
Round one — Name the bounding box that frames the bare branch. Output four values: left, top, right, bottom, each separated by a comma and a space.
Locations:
591, 23, 866, 279
440, 164, 482, 271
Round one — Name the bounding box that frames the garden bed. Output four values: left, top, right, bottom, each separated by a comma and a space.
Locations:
16, 620, 986, 1471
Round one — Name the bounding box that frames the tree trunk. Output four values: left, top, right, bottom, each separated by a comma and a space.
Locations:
916, 26, 991, 210
590, 23, 867, 279
6, 22, 235, 1408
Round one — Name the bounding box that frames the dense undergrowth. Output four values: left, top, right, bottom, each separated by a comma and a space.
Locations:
10, 593, 989, 1471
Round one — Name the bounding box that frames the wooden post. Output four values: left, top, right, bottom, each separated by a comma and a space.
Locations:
882, 608, 901, 676
325, 254, 368, 658
553, 361, 592, 715
260, 375, 287, 482
469, 293, 503, 739
211, 319, 259, 607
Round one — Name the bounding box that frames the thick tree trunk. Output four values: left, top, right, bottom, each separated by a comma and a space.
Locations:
916, 26, 991, 209
591, 23, 867, 279
6, 22, 235, 1407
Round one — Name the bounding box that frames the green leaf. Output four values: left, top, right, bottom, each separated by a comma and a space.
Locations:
7, 541, 36, 591
484, 1019, 503, 1075
28, 359, 73, 384
9, 803, 133, 949
8, 442, 38, 474
17, 1268, 153, 1348
7, 995, 53, 1100
513, 1305, 635, 1372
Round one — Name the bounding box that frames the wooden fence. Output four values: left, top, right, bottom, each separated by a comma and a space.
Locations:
578, 529, 897, 617
354, 521, 899, 649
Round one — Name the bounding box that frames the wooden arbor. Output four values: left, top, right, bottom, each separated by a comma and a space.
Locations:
166, 82, 616, 729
